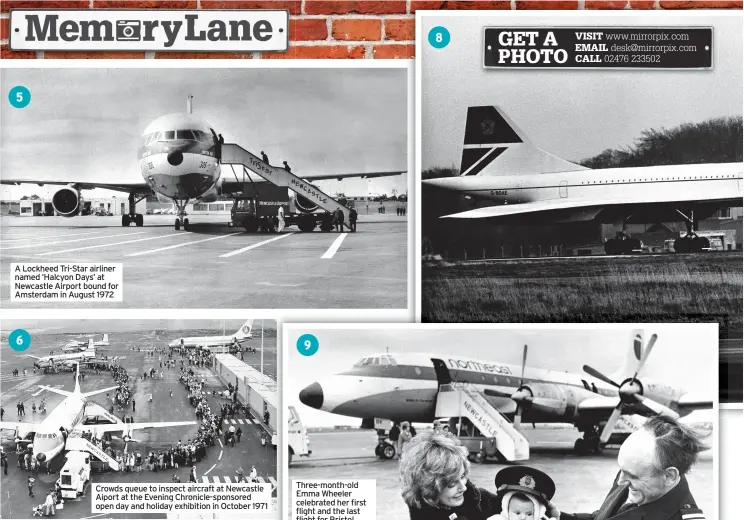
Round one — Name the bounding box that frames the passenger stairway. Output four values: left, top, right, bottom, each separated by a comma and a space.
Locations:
435, 382, 529, 461
65, 436, 120, 471
220, 144, 350, 228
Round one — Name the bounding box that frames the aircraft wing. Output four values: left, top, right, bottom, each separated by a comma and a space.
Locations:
576, 396, 622, 412
441, 193, 741, 219
220, 169, 406, 194
676, 392, 714, 411
78, 421, 196, 434
1, 179, 150, 194
0, 421, 36, 437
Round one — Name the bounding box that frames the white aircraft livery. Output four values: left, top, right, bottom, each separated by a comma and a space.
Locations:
423, 106, 743, 254
299, 330, 711, 458
168, 319, 253, 349
26, 340, 97, 370
2, 97, 405, 231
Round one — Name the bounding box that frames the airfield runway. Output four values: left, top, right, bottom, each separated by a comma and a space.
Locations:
289, 428, 715, 518
0, 214, 408, 309
0, 331, 278, 519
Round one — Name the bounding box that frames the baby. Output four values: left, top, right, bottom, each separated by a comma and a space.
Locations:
488, 466, 558, 520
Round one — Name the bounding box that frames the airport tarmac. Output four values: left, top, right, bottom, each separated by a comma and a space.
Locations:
0, 331, 277, 519
0, 214, 408, 309
289, 429, 715, 518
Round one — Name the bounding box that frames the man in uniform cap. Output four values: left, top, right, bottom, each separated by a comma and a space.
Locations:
490, 466, 556, 520
552, 415, 708, 520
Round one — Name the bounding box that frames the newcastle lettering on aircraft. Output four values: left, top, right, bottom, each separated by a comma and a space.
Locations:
10, 10, 289, 51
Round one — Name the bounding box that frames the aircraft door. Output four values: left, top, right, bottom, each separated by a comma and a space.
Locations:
430, 358, 452, 386
560, 180, 568, 198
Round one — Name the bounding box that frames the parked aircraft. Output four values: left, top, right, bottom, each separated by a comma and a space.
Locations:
0, 364, 195, 466
26, 341, 97, 371
62, 334, 109, 351
2, 96, 405, 231
299, 330, 712, 458
423, 106, 743, 254
168, 319, 253, 349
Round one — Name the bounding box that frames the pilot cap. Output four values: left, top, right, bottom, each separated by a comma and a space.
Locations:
494, 466, 556, 505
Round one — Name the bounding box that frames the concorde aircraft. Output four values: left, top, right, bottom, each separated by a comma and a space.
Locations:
0, 363, 195, 466
298, 330, 712, 458
423, 106, 743, 254
1, 96, 405, 231
62, 334, 110, 351
168, 319, 253, 349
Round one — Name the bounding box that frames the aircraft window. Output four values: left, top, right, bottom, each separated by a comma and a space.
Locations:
380, 357, 390, 366
164, 130, 175, 140
505, 377, 511, 385
177, 130, 195, 140
414, 367, 422, 375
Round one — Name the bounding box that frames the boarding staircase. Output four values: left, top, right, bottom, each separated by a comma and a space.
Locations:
65, 436, 120, 471
435, 382, 529, 461
220, 143, 351, 228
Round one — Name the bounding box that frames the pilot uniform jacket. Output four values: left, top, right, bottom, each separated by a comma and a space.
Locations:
408, 481, 502, 520
560, 473, 704, 520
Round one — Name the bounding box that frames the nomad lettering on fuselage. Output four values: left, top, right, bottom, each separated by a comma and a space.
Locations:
448, 359, 512, 375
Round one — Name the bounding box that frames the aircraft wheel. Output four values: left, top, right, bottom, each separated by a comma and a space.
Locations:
135, 214, 144, 227
183, 218, 190, 231
243, 220, 258, 233
175, 219, 180, 231
691, 236, 709, 252
381, 444, 396, 460
603, 239, 616, 255
574, 438, 588, 455
627, 238, 641, 254
122, 214, 130, 227
674, 237, 689, 253
374, 445, 382, 457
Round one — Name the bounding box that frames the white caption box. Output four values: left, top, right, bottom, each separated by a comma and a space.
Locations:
293, 479, 376, 520
11, 263, 123, 302
91, 482, 271, 514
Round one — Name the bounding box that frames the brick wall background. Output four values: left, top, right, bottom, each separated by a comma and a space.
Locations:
1, 0, 741, 59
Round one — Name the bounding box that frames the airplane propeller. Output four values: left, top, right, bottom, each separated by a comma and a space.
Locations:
583, 333, 679, 444
510, 345, 529, 429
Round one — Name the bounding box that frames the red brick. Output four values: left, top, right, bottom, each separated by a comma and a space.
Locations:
384, 18, 414, 41
629, 0, 656, 7
1, 18, 9, 40
92, 1, 197, 8
200, 1, 301, 14
2, 0, 88, 13
372, 43, 414, 59
585, 0, 628, 7
261, 44, 364, 58
411, 1, 510, 11
304, 1, 406, 15
515, 0, 579, 8
155, 51, 254, 58
45, 51, 146, 58
331, 19, 380, 41
660, 0, 742, 7
290, 18, 327, 41
0, 44, 36, 58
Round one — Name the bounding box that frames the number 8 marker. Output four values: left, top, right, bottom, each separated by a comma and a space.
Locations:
428, 26, 450, 49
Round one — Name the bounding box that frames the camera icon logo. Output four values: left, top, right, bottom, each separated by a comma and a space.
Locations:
116, 20, 142, 41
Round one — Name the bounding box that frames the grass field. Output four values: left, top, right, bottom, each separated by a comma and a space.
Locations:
422, 253, 743, 330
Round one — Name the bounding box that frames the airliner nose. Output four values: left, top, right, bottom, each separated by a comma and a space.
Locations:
299, 382, 324, 410
167, 150, 184, 166
422, 176, 463, 191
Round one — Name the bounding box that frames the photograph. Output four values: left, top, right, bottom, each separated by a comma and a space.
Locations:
285, 324, 717, 520
1, 64, 409, 309
0, 319, 278, 519
417, 11, 743, 405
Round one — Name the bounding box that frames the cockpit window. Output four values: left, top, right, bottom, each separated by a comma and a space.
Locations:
164, 130, 175, 140
176, 130, 195, 140
193, 130, 210, 142
352, 357, 366, 368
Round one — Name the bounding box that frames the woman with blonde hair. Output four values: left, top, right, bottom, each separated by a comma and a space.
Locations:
400, 430, 501, 520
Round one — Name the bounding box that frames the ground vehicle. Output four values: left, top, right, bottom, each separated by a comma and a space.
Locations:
58, 451, 91, 498
287, 406, 311, 465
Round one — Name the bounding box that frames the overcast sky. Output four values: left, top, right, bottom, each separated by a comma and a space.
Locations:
0, 319, 276, 336
287, 325, 717, 427
421, 13, 742, 169
1, 67, 408, 199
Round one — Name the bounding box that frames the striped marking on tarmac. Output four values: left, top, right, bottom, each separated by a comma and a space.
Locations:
321, 233, 347, 259
3, 232, 144, 250
125, 233, 243, 257
36, 233, 183, 256
225, 418, 257, 425
201, 476, 277, 487
219, 232, 295, 258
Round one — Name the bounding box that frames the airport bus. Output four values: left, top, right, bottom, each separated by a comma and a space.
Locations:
287, 406, 311, 466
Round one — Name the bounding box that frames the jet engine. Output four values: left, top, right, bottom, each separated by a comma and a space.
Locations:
294, 192, 318, 213
511, 383, 574, 418
51, 187, 84, 217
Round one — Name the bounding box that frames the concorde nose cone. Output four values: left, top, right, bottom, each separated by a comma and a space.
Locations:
299, 382, 324, 410
167, 150, 184, 166
422, 176, 465, 191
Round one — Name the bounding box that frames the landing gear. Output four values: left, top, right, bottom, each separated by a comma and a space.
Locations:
604, 220, 641, 255
374, 429, 397, 459
574, 425, 603, 455
673, 208, 709, 253
173, 200, 189, 231
121, 192, 145, 227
